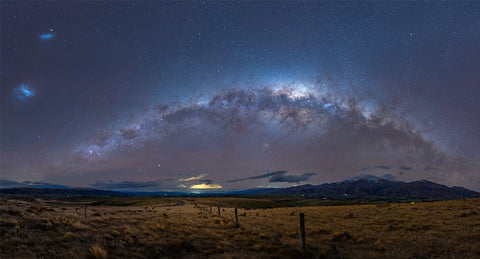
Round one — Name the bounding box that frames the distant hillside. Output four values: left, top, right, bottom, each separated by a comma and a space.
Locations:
0, 179, 71, 189
0, 187, 124, 197
1, 175, 479, 200
259, 176, 480, 200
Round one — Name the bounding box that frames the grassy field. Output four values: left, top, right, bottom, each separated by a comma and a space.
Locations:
1, 197, 479, 258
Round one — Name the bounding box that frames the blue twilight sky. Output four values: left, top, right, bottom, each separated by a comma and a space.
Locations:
1, 1, 479, 192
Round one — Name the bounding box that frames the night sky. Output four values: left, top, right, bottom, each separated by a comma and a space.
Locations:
1, 1, 480, 192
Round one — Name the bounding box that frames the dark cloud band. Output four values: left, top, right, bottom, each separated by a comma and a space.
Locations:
228, 170, 316, 184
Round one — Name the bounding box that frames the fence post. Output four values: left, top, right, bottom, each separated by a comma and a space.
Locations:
299, 212, 305, 251
218, 206, 221, 216
84, 205, 87, 219
235, 208, 239, 226
210, 206, 212, 213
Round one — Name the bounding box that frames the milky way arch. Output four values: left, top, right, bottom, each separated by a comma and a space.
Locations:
74, 83, 445, 169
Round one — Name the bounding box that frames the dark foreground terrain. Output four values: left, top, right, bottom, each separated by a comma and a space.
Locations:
1, 196, 479, 258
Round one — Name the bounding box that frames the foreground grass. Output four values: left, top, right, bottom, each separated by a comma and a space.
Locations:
1, 197, 479, 258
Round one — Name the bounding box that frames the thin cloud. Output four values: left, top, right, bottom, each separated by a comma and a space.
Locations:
226, 170, 288, 183
269, 172, 316, 183
374, 165, 391, 170
91, 179, 175, 190
92, 180, 160, 189
179, 174, 207, 181
227, 170, 316, 184
190, 183, 222, 189
0, 180, 70, 189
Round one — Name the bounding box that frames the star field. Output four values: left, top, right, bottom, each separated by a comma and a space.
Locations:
1, 1, 479, 192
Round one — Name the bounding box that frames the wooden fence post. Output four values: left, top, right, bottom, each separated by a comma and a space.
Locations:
218, 206, 221, 216
84, 205, 87, 219
299, 212, 305, 251
235, 208, 239, 226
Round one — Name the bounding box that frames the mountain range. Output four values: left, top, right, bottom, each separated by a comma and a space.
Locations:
249, 175, 480, 200
0, 187, 124, 197
1, 175, 479, 200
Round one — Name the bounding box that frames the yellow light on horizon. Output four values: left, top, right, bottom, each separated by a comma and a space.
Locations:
190, 183, 222, 189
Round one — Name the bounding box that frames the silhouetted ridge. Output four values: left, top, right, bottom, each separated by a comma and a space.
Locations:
257, 178, 480, 199
0, 187, 123, 196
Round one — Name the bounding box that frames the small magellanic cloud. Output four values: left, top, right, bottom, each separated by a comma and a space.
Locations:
190, 183, 222, 189
12, 85, 35, 102
179, 174, 206, 181
40, 34, 54, 40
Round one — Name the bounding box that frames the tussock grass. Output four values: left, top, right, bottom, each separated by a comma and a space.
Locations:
0, 197, 479, 258
88, 244, 107, 259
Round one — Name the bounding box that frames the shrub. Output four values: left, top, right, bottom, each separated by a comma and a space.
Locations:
64, 232, 74, 240
88, 244, 107, 259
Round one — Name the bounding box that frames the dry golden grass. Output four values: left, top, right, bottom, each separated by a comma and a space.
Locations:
1, 197, 479, 258
88, 244, 107, 259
